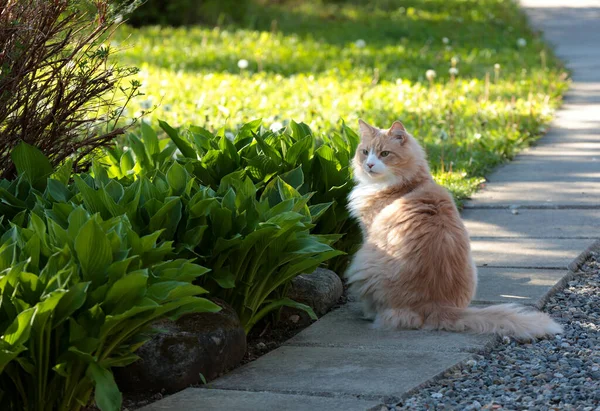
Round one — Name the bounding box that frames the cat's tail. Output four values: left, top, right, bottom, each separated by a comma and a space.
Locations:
447, 304, 562, 340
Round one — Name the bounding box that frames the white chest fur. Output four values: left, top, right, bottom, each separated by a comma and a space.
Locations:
347, 182, 389, 220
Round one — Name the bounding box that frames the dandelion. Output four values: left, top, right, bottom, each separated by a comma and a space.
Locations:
237, 59, 249, 69
517, 38, 527, 47
474, 133, 482, 140
449, 67, 459, 76
494, 63, 501, 83
355, 39, 366, 48
426, 69, 436, 81
140, 97, 154, 110
270, 121, 284, 132
442, 37, 449, 44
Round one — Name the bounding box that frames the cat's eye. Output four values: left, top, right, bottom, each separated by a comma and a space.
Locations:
361, 149, 369, 155
380, 151, 390, 157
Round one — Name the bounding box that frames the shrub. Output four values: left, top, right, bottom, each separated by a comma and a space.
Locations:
0, 0, 141, 179
0, 143, 220, 410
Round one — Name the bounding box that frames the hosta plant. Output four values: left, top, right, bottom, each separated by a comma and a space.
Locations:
0, 143, 220, 410
104, 119, 361, 273
0, 206, 218, 411
185, 171, 345, 332
3, 142, 343, 333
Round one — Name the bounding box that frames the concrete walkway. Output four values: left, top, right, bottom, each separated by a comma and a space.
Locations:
141, 2, 600, 410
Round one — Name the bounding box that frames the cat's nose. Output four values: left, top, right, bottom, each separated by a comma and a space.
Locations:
367, 163, 374, 169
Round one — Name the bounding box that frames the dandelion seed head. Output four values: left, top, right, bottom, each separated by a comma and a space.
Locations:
270, 121, 284, 132
237, 59, 249, 69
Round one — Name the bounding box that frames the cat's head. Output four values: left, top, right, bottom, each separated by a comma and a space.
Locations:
352, 119, 429, 186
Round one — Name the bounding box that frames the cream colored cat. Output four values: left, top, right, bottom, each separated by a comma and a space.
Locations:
345, 119, 562, 339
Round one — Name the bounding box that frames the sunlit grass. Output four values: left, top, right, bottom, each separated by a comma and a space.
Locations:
113, 0, 569, 202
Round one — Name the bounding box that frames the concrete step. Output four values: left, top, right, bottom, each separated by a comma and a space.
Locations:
285, 303, 494, 352
475, 267, 567, 305
139, 388, 380, 411
208, 345, 471, 401
471, 238, 593, 268
463, 209, 600, 238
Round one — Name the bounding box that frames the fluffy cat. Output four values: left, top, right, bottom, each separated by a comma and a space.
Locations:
345, 119, 562, 339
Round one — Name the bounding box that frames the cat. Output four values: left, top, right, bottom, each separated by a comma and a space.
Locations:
345, 119, 562, 339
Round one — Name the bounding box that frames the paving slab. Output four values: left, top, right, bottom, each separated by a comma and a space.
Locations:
471, 238, 592, 268
209, 345, 470, 400
462, 209, 600, 238
465, 181, 600, 208
285, 303, 493, 352
473, 267, 567, 305
138, 388, 380, 411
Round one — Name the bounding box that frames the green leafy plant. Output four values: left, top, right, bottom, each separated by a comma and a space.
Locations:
104, 119, 360, 272
2, 142, 343, 334
185, 172, 344, 332
0, 143, 220, 411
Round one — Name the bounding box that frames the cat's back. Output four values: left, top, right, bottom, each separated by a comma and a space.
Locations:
378, 179, 464, 231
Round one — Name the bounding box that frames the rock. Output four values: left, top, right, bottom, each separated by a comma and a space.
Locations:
286, 268, 343, 317
115, 299, 246, 394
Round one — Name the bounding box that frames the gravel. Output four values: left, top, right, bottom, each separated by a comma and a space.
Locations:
393, 252, 600, 411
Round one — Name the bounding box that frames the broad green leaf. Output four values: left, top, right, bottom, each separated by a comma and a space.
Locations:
74, 176, 110, 219
103, 270, 148, 314
52, 159, 73, 184
75, 219, 113, 285
147, 282, 207, 302
289, 120, 313, 141
148, 198, 182, 240
166, 162, 188, 196
3, 307, 36, 346
285, 136, 312, 166
11, 142, 53, 191
0, 242, 16, 271
87, 362, 122, 411
210, 207, 232, 238
47, 179, 72, 202
53, 282, 90, 328
92, 160, 111, 187
159, 120, 197, 159
309, 202, 333, 223
141, 122, 160, 155
120, 151, 135, 175
280, 167, 304, 190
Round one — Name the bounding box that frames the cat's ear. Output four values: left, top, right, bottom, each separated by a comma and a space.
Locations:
388, 121, 407, 143
358, 119, 376, 140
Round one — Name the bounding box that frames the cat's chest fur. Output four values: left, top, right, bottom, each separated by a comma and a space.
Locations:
348, 182, 398, 229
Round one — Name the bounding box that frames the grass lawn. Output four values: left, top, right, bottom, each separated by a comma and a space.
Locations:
113, 0, 569, 203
